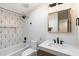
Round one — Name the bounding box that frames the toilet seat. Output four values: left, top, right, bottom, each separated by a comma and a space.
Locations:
22, 48, 37, 56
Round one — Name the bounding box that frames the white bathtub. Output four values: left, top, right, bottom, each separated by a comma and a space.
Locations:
0, 43, 29, 56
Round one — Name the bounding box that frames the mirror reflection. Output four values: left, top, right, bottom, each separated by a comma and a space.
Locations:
48, 9, 71, 32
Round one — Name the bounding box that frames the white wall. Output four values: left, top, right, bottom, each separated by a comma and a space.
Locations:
23, 3, 79, 46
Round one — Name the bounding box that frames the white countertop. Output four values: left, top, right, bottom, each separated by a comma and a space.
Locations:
38, 40, 79, 56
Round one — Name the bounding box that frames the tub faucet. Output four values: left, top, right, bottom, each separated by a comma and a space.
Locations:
24, 37, 27, 43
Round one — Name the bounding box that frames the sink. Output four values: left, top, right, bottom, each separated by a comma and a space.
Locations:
48, 42, 76, 51
39, 40, 79, 56
47, 42, 68, 49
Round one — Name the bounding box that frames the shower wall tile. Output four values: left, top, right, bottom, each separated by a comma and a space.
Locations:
0, 8, 24, 49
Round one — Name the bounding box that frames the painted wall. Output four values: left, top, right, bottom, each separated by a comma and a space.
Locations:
0, 8, 24, 49
23, 3, 79, 46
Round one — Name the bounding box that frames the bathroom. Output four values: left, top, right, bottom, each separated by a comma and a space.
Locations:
0, 3, 79, 56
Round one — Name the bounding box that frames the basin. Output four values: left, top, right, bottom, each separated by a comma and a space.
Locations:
48, 42, 69, 49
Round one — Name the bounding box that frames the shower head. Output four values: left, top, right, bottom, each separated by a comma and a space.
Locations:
22, 15, 29, 19
22, 16, 26, 19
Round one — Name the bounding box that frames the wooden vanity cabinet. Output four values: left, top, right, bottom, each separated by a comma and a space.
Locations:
37, 50, 56, 56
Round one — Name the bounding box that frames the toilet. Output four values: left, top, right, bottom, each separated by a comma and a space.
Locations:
22, 40, 37, 56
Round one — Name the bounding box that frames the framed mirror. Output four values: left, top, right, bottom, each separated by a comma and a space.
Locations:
48, 9, 71, 32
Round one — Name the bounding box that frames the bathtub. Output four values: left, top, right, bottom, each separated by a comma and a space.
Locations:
0, 43, 29, 56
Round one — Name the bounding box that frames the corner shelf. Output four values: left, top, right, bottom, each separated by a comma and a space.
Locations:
0, 27, 16, 28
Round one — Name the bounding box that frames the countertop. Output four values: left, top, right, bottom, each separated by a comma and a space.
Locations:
38, 40, 79, 56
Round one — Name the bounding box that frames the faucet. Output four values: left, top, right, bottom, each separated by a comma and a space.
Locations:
60, 40, 64, 45
53, 37, 64, 45
24, 37, 27, 43
57, 37, 59, 44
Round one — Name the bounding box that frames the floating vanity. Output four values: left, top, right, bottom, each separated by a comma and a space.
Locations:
38, 40, 79, 56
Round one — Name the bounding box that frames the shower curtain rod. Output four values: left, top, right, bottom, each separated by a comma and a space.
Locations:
0, 7, 23, 15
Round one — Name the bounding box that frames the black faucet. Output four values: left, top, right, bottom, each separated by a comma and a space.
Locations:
53, 39, 56, 43
57, 37, 59, 44
53, 37, 64, 45
60, 40, 64, 45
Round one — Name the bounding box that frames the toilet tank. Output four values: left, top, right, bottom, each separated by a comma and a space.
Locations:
30, 40, 37, 50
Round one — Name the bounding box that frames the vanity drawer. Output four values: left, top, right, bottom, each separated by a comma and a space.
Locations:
37, 50, 56, 56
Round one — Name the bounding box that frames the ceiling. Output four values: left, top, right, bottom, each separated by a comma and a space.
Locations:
0, 3, 40, 15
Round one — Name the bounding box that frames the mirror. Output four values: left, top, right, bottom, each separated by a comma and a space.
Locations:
48, 13, 58, 32
48, 9, 71, 32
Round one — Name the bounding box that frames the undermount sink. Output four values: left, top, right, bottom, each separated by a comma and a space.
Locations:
47, 42, 77, 51
47, 42, 69, 49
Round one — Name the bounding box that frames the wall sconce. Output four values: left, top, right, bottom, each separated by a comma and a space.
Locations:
76, 18, 79, 26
